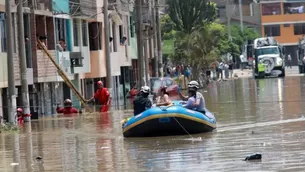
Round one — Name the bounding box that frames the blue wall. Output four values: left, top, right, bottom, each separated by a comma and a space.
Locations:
53, 0, 70, 14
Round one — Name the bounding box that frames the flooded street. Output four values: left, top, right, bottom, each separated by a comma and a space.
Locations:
2, 77, 305, 171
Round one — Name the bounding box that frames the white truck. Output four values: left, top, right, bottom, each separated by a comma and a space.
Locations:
252, 37, 285, 78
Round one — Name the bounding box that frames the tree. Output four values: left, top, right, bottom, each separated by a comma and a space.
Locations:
160, 14, 176, 40
167, 0, 217, 34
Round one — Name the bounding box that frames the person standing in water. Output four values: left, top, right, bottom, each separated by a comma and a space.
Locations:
88, 81, 111, 112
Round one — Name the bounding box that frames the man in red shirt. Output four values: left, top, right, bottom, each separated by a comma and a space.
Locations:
88, 81, 111, 112
56, 99, 79, 115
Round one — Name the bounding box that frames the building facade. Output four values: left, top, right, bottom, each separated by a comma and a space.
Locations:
260, 0, 305, 65
0, 0, 135, 119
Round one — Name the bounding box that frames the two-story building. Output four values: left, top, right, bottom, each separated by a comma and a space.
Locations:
260, 0, 305, 65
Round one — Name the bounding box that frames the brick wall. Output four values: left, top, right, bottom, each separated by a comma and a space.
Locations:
31, 14, 57, 79
36, 50, 57, 78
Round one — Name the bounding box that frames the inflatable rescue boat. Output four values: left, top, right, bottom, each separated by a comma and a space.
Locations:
122, 101, 216, 137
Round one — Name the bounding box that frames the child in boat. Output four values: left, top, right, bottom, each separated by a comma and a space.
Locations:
156, 86, 172, 106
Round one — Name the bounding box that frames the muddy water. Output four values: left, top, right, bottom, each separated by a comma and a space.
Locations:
2, 77, 305, 171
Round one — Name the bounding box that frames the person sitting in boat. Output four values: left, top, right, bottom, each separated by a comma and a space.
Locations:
182, 88, 197, 110
133, 86, 152, 116
156, 86, 172, 106
178, 80, 205, 111
56, 99, 79, 115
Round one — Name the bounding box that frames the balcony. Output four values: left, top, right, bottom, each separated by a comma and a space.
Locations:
23, 0, 53, 16
70, 0, 97, 18
261, 2, 305, 23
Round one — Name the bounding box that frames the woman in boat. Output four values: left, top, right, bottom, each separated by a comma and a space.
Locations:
156, 86, 172, 106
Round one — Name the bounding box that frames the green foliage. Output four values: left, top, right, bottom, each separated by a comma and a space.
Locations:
0, 123, 20, 133
161, 0, 260, 71
160, 14, 176, 40
167, 0, 217, 33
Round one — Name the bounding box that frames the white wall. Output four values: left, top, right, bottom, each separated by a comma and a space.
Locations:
71, 19, 91, 75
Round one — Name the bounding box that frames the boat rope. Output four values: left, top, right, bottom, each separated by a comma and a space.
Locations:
173, 117, 194, 139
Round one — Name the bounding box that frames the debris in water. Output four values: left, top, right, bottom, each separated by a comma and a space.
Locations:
251, 131, 255, 134
36, 156, 43, 160
10, 163, 19, 166
100, 146, 110, 149
244, 153, 262, 161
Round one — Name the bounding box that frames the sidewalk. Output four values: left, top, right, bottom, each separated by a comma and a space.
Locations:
233, 69, 253, 78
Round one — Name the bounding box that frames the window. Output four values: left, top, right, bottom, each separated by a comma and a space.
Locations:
216, 6, 225, 18
284, 3, 305, 14
130, 16, 135, 38
262, 3, 281, 15
112, 22, 117, 52
164, 79, 173, 87
0, 13, 6, 52
55, 18, 67, 44
73, 19, 79, 46
255, 47, 280, 56
294, 23, 305, 35
82, 20, 88, 46
264, 25, 280, 36
127, 16, 130, 45
89, 22, 102, 51
284, 24, 290, 27
55, 18, 68, 51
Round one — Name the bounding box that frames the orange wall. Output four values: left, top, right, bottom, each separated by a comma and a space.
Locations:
262, 24, 304, 44
261, 2, 305, 44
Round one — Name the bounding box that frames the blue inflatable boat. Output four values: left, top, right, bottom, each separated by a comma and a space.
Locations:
122, 100, 216, 137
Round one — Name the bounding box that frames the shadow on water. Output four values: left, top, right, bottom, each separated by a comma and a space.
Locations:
2, 77, 305, 171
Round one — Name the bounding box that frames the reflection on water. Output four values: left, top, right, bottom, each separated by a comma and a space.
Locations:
2, 77, 305, 171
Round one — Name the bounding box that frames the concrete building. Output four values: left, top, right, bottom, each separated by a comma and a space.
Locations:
260, 0, 305, 66
0, 0, 135, 119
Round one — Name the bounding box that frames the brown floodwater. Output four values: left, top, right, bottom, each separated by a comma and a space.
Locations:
2, 77, 305, 171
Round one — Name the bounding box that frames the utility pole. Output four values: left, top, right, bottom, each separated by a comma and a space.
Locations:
151, 0, 158, 77
239, 0, 244, 33
144, 26, 149, 86
104, 0, 113, 104
227, 0, 232, 40
155, 0, 163, 77
136, 0, 145, 86
17, 0, 31, 121
5, 0, 17, 124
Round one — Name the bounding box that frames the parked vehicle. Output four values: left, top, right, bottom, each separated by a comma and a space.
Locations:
150, 77, 179, 100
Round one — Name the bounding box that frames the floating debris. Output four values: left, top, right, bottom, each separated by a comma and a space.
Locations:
244, 153, 262, 161
36, 156, 43, 160
10, 163, 19, 166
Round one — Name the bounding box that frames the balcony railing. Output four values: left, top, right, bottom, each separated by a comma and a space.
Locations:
21, 0, 53, 11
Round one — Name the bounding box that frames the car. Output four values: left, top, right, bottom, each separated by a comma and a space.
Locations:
150, 77, 179, 100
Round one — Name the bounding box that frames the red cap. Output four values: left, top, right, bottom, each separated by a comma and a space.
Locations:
17, 108, 23, 112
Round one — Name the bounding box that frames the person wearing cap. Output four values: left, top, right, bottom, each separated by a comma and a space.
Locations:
156, 86, 172, 106
56, 99, 78, 115
88, 81, 111, 112
133, 86, 152, 116
17, 108, 24, 124
178, 80, 205, 111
